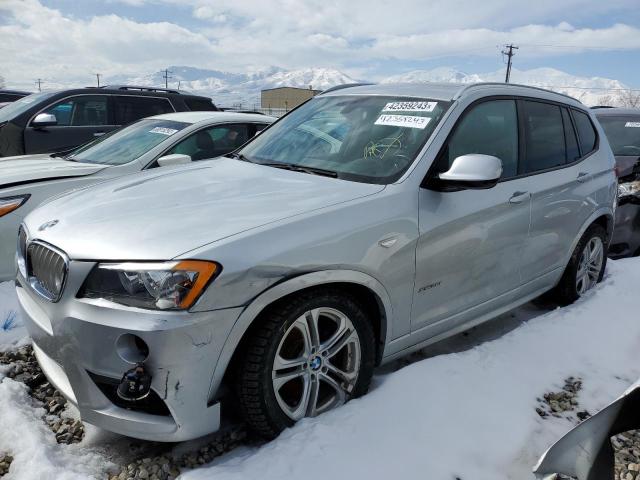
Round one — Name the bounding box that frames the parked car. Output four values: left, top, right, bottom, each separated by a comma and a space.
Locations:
0, 89, 31, 103
17, 82, 616, 442
593, 107, 640, 258
0, 85, 218, 157
535, 383, 640, 480
0, 111, 274, 281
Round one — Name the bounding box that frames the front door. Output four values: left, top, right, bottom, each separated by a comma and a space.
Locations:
412, 99, 531, 333
24, 95, 116, 154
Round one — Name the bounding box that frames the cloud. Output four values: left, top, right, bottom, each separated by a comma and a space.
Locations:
1, 0, 639, 88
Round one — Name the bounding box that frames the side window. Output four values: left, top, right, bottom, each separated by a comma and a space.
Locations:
184, 97, 216, 111
114, 96, 174, 125
40, 95, 108, 126
166, 124, 250, 161
521, 101, 566, 173
562, 108, 581, 163
572, 110, 597, 156
444, 100, 518, 178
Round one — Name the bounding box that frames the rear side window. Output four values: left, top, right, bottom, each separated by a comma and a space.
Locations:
521, 101, 566, 173
572, 110, 597, 155
114, 96, 174, 125
443, 99, 519, 178
562, 108, 581, 163
40, 95, 109, 126
184, 97, 216, 111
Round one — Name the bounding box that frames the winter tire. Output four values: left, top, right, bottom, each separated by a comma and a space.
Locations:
236, 288, 376, 439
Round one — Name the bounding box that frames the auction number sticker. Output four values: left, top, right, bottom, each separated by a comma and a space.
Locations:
149, 127, 178, 135
625, 122, 640, 128
382, 101, 437, 113
374, 114, 432, 129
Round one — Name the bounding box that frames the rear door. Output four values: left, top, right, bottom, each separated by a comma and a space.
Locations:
113, 95, 175, 126
23, 95, 115, 154
412, 98, 531, 332
519, 101, 599, 284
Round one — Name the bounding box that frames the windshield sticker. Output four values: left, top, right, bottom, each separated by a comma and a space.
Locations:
625, 122, 640, 128
149, 127, 178, 135
382, 101, 437, 113
374, 114, 432, 129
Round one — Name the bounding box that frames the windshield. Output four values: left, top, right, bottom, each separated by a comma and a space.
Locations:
0, 92, 56, 123
598, 115, 640, 157
69, 119, 189, 165
239, 95, 450, 184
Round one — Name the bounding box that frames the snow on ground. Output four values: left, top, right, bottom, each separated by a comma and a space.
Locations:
1, 258, 639, 479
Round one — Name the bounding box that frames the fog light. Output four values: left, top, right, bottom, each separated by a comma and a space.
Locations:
117, 363, 152, 401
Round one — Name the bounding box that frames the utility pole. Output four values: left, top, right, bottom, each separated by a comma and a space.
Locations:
162, 68, 172, 89
95, 73, 101, 87
35, 78, 42, 92
177, 80, 181, 90
502, 44, 518, 83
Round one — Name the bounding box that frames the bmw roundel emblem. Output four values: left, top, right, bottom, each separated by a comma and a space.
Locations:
38, 219, 59, 231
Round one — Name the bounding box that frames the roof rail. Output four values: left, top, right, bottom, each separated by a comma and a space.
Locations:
590, 105, 615, 109
453, 82, 583, 104
320, 83, 375, 95
97, 85, 183, 94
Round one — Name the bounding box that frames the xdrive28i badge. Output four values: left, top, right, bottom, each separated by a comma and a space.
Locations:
38, 219, 59, 231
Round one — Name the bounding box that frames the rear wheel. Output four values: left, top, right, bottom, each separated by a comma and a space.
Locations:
551, 224, 607, 305
236, 289, 375, 439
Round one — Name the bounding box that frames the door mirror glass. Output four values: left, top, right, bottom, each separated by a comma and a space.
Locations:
157, 153, 192, 167
32, 113, 58, 128
438, 154, 503, 189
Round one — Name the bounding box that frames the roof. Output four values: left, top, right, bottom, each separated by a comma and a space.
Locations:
261, 86, 322, 93
320, 82, 583, 106
592, 107, 640, 117
149, 111, 276, 124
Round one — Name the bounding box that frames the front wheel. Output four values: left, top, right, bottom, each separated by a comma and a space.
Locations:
552, 224, 608, 305
236, 289, 376, 439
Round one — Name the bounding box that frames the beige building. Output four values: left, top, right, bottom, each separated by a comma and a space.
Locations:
260, 86, 322, 111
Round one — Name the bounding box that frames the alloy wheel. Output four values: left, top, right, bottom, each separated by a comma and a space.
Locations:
576, 236, 604, 295
271, 307, 361, 421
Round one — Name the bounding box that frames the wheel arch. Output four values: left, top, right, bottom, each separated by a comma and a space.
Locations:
563, 208, 614, 269
207, 270, 393, 403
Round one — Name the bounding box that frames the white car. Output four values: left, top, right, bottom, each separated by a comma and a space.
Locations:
0, 111, 274, 280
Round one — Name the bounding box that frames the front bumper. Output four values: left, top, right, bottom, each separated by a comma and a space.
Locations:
16, 260, 242, 442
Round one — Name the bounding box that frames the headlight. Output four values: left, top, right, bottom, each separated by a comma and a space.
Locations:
0, 195, 30, 218
618, 180, 640, 198
80, 260, 220, 310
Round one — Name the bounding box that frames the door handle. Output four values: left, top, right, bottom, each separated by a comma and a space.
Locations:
93, 132, 105, 137
577, 172, 590, 183
509, 191, 530, 204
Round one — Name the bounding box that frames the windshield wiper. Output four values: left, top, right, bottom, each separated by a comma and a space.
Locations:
225, 152, 255, 163
258, 162, 339, 178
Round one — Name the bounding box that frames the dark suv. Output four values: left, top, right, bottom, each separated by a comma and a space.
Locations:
0, 89, 31, 103
0, 85, 218, 157
594, 107, 640, 258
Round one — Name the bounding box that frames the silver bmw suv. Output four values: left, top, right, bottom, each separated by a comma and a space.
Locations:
16, 83, 617, 442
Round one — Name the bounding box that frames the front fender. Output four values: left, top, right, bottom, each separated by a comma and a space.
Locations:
206, 269, 394, 402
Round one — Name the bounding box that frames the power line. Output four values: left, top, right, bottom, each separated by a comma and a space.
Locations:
518, 43, 640, 50
502, 44, 518, 83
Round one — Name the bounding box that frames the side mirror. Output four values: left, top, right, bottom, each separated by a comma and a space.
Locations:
157, 153, 192, 167
32, 113, 58, 128
437, 154, 503, 190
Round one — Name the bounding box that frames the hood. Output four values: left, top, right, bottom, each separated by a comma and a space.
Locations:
615, 155, 640, 179
24, 158, 385, 260
0, 154, 106, 188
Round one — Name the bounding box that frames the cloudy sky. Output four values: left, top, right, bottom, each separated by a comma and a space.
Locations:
1, 0, 639, 88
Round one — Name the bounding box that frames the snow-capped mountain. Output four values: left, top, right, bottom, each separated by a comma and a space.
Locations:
113, 67, 359, 107
382, 67, 629, 106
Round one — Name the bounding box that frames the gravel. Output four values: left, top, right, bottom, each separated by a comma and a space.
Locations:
0, 345, 85, 445
0, 453, 12, 477
614, 430, 640, 480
